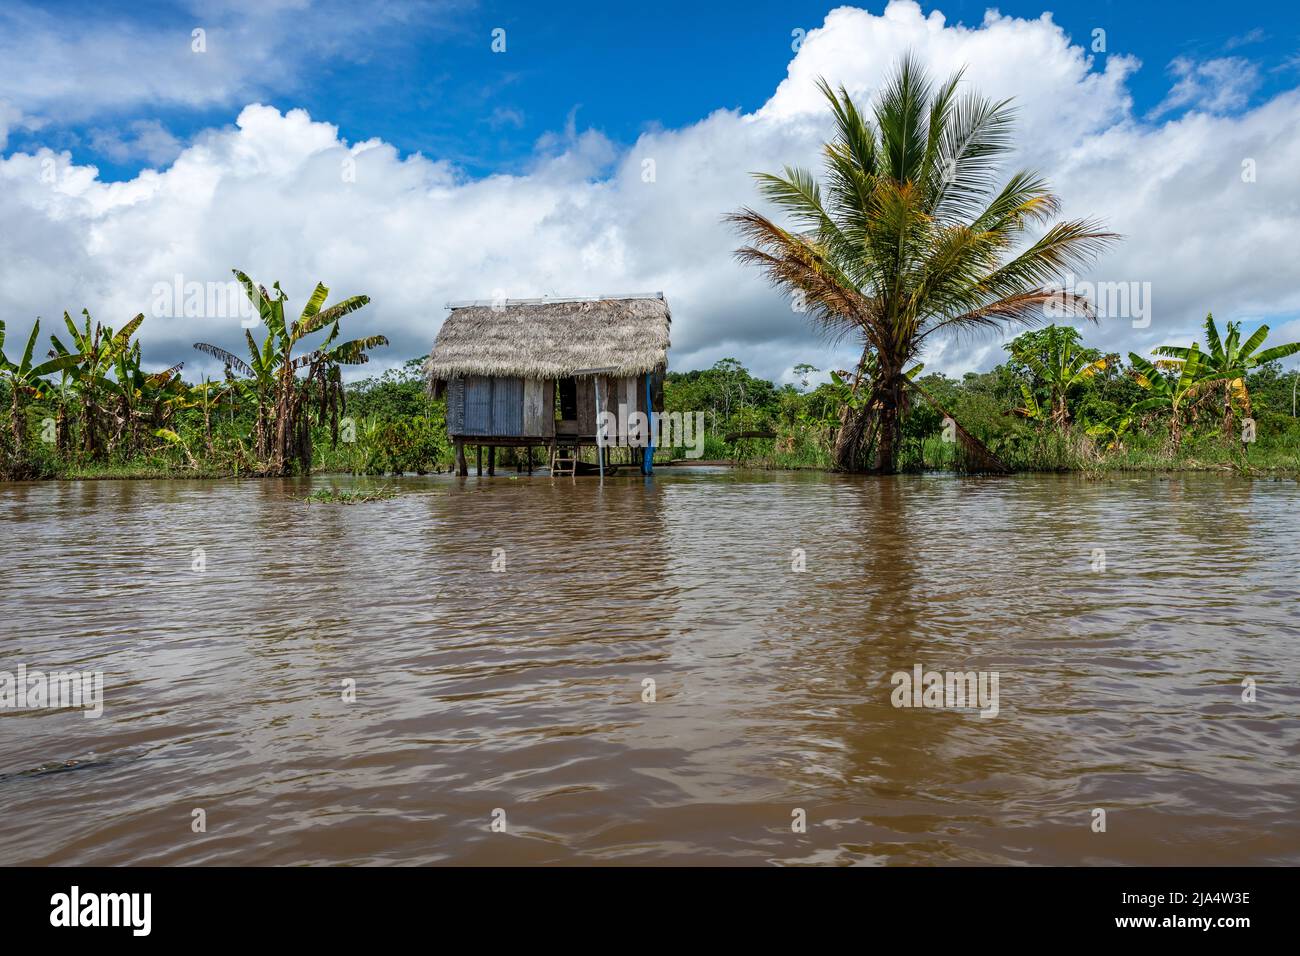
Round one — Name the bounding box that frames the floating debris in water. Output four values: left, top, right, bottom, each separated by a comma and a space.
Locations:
0, 757, 109, 784
292, 486, 400, 504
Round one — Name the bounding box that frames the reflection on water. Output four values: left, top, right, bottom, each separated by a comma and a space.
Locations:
1, 470, 1297, 865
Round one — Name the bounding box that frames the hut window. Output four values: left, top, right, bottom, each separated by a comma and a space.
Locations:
557, 377, 577, 421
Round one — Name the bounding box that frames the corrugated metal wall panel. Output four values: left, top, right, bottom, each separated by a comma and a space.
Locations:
446, 377, 466, 435
463, 376, 492, 435
491, 377, 524, 436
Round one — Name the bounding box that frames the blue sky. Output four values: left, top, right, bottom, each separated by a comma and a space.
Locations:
8, 0, 1297, 181
2, 0, 1299, 380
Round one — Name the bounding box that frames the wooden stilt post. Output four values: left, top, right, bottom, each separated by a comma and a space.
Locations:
488, 445, 496, 476
455, 440, 467, 477
595, 377, 604, 483
476, 445, 482, 476
526, 446, 533, 474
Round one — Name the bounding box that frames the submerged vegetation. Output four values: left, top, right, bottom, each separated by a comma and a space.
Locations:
293, 485, 401, 504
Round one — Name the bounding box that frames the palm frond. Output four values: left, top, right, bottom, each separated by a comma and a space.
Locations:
193, 342, 253, 377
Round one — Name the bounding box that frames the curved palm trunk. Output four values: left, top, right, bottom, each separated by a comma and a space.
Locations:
833, 403, 873, 470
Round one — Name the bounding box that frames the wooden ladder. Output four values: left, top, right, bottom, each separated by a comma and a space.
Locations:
550, 442, 577, 479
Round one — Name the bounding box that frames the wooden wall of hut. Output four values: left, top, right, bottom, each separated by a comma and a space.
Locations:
522, 379, 555, 438
575, 378, 596, 435
445, 371, 660, 441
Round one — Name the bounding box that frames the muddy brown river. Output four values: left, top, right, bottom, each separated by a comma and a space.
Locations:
1, 470, 1297, 865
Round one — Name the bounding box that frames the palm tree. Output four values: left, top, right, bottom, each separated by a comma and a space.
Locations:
728, 54, 1118, 472
1153, 313, 1300, 434
1, 319, 83, 455
1009, 336, 1107, 428
1127, 348, 1206, 451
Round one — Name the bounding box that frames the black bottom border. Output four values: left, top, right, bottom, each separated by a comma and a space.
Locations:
0, 865, 1286, 941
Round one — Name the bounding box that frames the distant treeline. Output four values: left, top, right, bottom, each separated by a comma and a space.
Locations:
665, 320, 1300, 473
4, 315, 1298, 480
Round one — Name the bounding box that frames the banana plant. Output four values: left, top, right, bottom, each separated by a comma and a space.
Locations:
1153, 313, 1300, 434
1128, 347, 1207, 450
1083, 412, 1133, 451
98, 335, 185, 456
310, 320, 387, 447
0, 319, 83, 454
196, 270, 383, 475
1011, 383, 1044, 422
185, 377, 235, 457
1009, 339, 1107, 428
50, 310, 144, 459
194, 324, 277, 458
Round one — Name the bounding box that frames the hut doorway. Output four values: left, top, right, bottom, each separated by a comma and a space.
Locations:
556, 377, 578, 429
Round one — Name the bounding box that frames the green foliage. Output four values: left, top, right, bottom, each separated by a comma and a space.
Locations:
352, 414, 449, 475
4, 302, 1298, 482
1152, 313, 1300, 432
1005, 326, 1106, 427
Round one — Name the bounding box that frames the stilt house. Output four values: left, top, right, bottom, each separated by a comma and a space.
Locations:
425, 294, 670, 476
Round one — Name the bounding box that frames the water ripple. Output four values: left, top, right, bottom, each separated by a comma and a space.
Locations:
1, 471, 1297, 864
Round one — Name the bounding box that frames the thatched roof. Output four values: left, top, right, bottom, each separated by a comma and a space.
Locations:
425, 295, 670, 383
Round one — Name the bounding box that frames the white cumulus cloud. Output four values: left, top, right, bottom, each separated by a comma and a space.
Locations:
1, 0, 1298, 387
